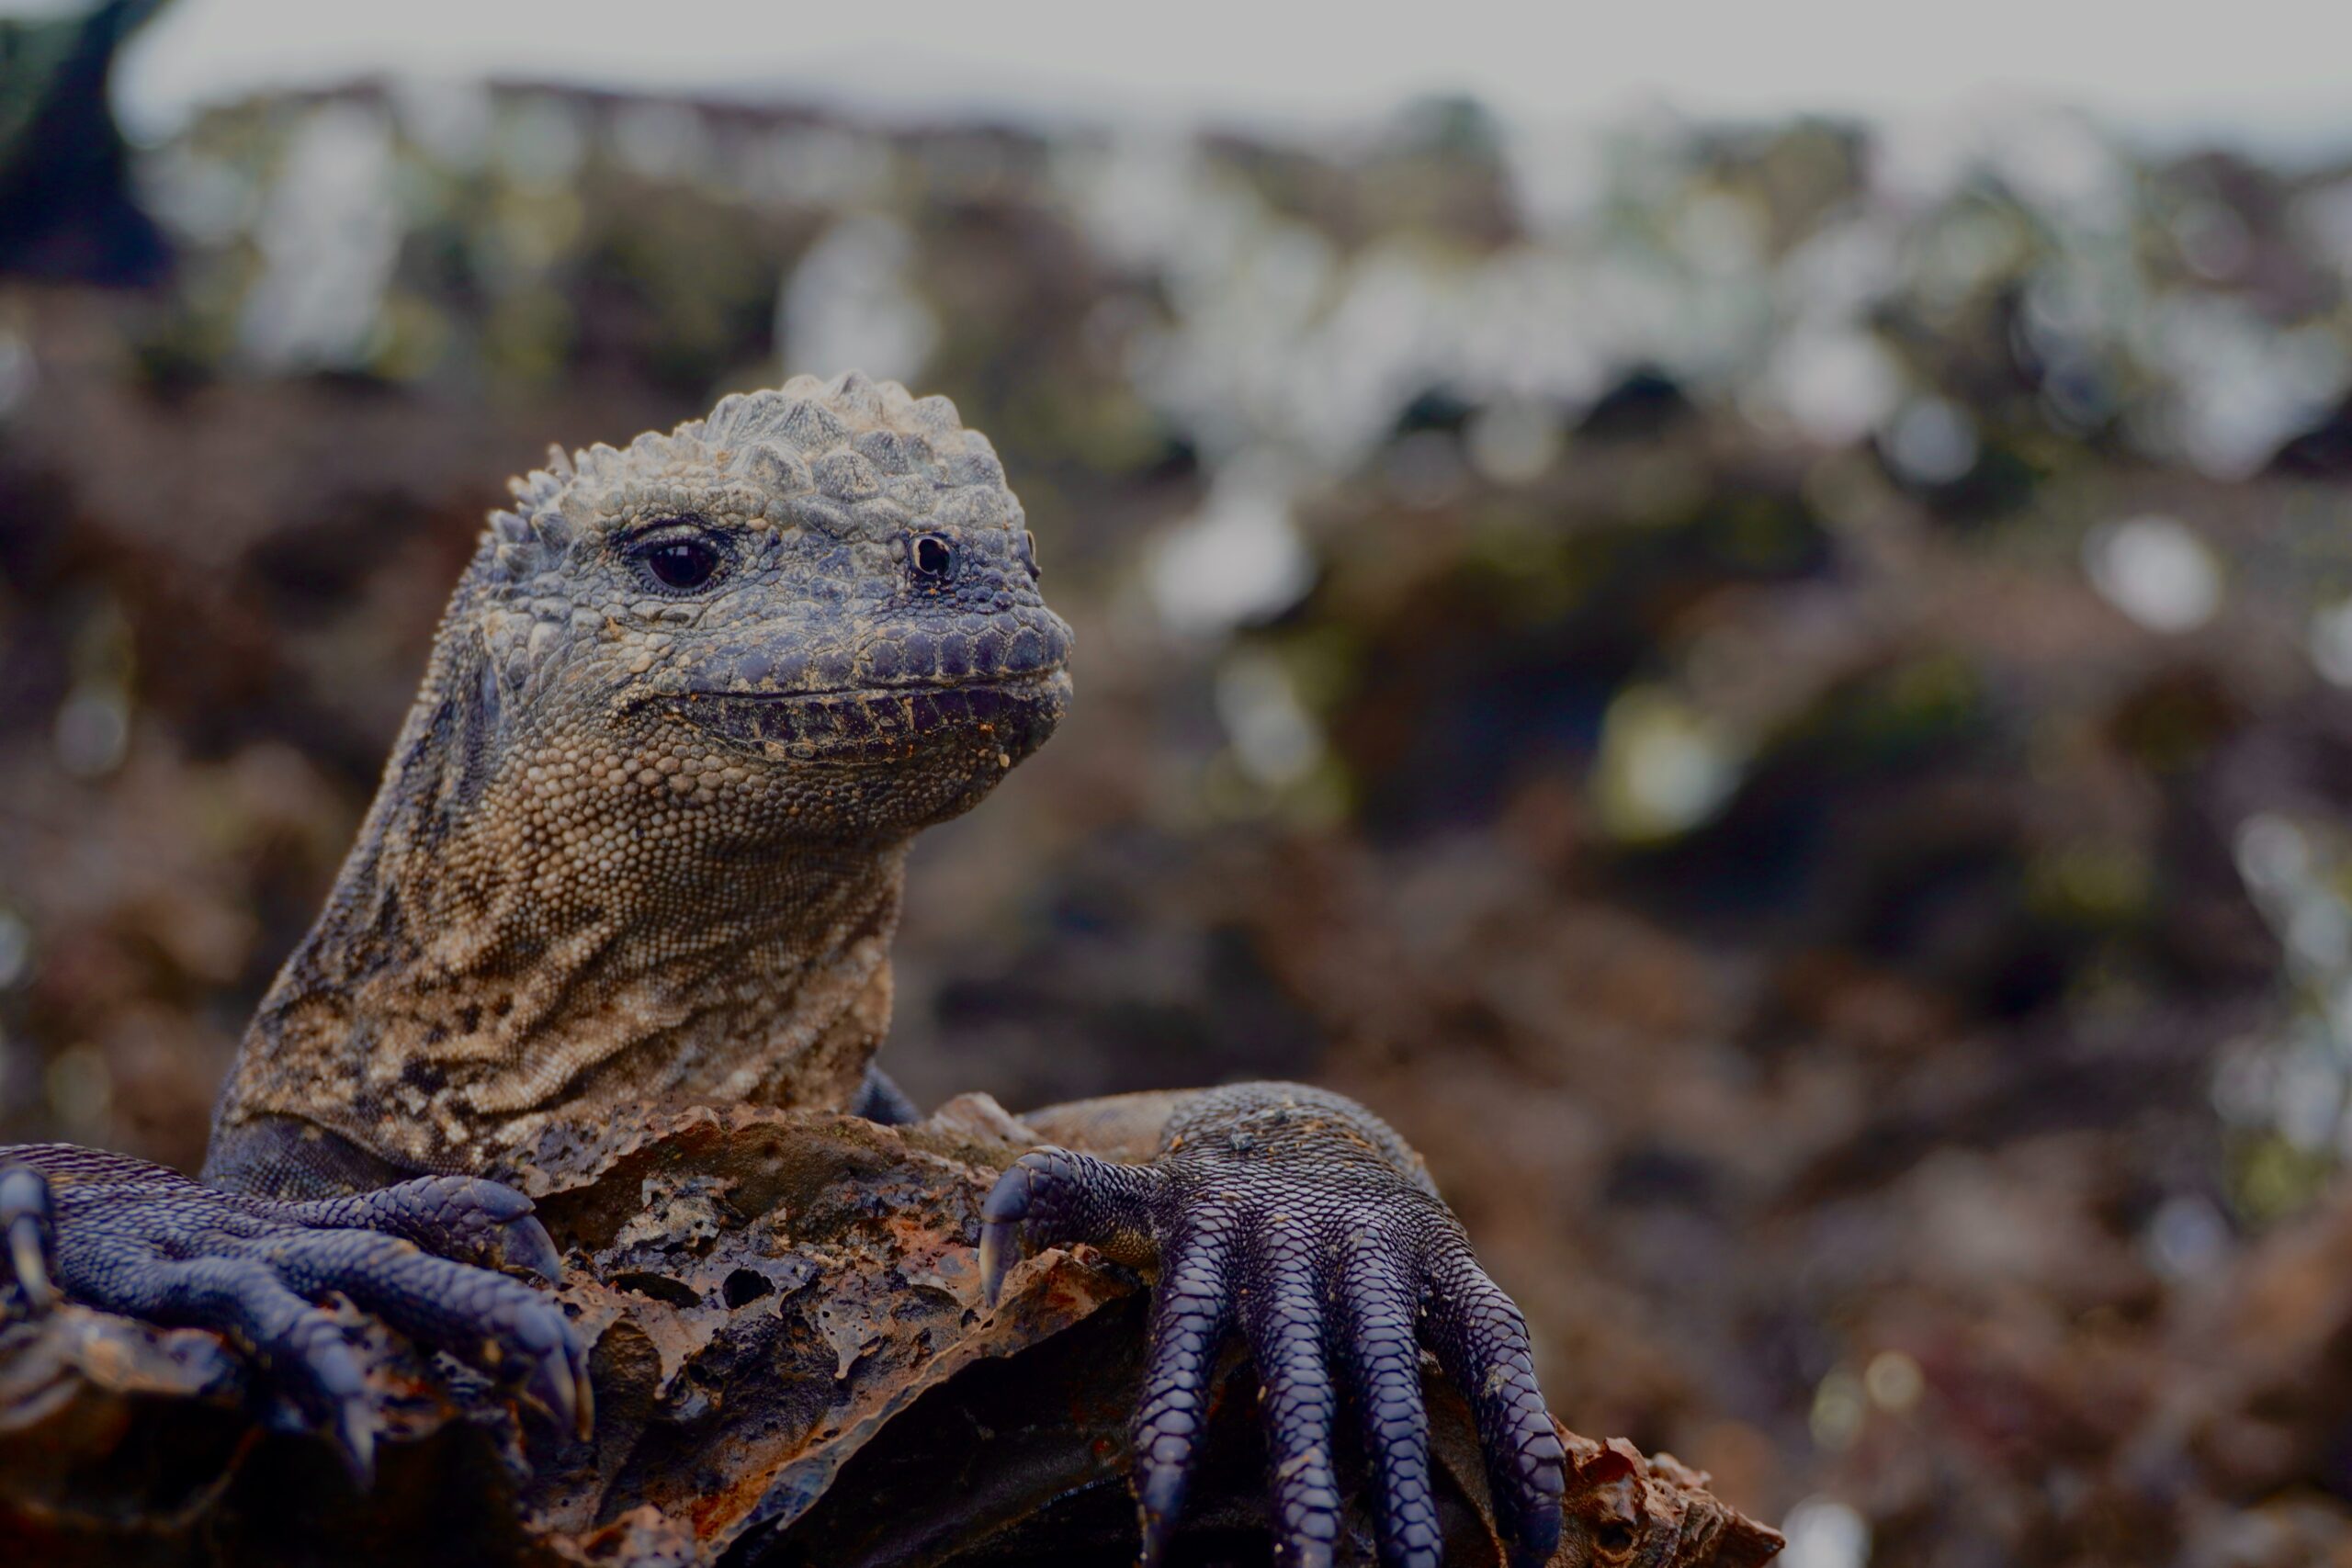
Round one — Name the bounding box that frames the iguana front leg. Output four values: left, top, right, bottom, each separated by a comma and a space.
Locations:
0, 1145, 591, 1483
978, 1082, 1566, 1568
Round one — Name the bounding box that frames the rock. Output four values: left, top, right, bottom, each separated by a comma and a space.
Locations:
1, 1107, 1778, 1566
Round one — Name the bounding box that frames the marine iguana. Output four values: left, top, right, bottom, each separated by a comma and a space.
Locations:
0, 374, 1565, 1568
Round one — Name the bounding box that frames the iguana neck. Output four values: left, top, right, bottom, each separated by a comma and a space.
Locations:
211, 597, 909, 1180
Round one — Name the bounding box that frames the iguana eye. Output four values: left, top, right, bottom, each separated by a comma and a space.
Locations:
911, 534, 956, 583
632, 529, 728, 594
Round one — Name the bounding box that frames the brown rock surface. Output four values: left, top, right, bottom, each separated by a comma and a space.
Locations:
2, 1104, 1781, 1567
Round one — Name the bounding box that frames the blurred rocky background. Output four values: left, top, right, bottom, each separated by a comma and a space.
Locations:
9, 2, 2352, 1563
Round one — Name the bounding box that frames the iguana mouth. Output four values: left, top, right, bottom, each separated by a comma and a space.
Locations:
673, 669, 1070, 765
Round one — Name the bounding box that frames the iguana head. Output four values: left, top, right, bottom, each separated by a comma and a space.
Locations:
460, 372, 1072, 843
219, 375, 1070, 1168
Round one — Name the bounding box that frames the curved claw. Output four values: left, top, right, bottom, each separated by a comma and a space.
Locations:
977, 1167, 1029, 1308
513, 1295, 596, 1441
1, 1164, 60, 1314
483, 1213, 566, 1284
979, 1147, 1160, 1307
288, 1301, 379, 1488
332, 1393, 379, 1487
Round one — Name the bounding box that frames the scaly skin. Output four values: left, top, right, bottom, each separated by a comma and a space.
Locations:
984, 1085, 1566, 1568
0, 373, 1563, 1562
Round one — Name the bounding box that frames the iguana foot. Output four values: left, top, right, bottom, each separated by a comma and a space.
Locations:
979, 1087, 1565, 1568
0, 1145, 591, 1483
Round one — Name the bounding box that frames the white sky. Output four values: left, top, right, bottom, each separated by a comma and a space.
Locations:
34, 0, 2352, 150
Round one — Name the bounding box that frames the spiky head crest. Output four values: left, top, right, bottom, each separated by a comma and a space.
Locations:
481, 371, 1017, 584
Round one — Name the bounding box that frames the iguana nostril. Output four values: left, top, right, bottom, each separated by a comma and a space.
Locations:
911, 534, 956, 581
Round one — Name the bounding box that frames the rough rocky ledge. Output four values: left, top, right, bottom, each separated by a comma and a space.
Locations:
1, 1104, 1782, 1567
